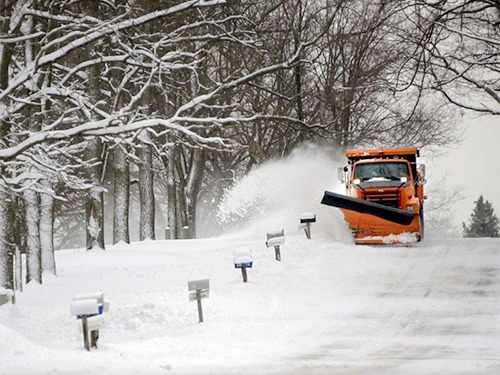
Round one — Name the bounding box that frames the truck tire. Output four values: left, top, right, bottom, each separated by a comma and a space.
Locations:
419, 208, 424, 241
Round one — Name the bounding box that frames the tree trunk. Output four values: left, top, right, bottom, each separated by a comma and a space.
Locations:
85, 192, 105, 250
5, 196, 23, 292
6, 191, 22, 290
24, 188, 42, 284
0, 188, 10, 288
84, 0, 106, 250
84, 137, 105, 250
175, 158, 188, 238
113, 147, 130, 244
40, 180, 56, 277
166, 147, 178, 239
184, 148, 206, 238
139, 132, 155, 241
0, 0, 13, 289
293, 0, 304, 144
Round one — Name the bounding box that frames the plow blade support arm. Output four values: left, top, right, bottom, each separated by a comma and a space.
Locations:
321, 191, 414, 226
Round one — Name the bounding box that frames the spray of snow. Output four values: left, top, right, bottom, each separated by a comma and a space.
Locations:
360, 232, 419, 244
214, 144, 353, 242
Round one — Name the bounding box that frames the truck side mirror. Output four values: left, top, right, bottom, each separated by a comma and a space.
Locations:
338, 167, 346, 183
417, 164, 427, 185
418, 164, 426, 177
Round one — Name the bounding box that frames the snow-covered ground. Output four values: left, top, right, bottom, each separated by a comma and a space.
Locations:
2, 147, 499, 374
1, 235, 499, 375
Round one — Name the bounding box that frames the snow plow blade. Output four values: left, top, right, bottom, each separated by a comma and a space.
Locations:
321, 191, 414, 226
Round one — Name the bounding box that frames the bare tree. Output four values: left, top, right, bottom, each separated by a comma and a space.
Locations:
398, 0, 500, 115
0, 0, 308, 286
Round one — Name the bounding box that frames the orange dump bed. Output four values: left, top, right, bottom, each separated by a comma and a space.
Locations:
345, 147, 419, 159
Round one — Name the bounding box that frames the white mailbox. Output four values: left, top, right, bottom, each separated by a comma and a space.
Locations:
188, 279, 210, 292
266, 229, 285, 247
266, 229, 285, 261
71, 299, 99, 316
71, 291, 109, 351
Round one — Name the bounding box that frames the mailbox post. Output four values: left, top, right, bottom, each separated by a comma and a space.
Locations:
266, 229, 285, 261
188, 279, 209, 323
233, 249, 253, 282
299, 212, 316, 239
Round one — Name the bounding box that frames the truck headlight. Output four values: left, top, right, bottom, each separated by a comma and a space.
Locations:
406, 205, 414, 212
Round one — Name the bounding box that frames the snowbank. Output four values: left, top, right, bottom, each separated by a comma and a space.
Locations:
1, 237, 499, 375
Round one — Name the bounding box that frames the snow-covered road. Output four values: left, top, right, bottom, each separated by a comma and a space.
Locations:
1, 236, 499, 375
280, 238, 500, 375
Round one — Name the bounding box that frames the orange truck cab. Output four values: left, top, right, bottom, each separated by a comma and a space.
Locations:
322, 147, 426, 245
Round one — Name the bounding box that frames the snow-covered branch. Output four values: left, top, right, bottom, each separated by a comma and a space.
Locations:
0, 0, 226, 102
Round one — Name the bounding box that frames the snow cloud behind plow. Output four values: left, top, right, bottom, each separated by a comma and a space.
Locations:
214, 144, 353, 242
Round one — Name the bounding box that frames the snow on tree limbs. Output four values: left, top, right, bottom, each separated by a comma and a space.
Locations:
0, 1, 306, 170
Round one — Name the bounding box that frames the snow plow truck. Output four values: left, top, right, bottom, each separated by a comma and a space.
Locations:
321, 147, 426, 245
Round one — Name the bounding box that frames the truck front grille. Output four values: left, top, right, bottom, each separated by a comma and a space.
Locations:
364, 191, 399, 208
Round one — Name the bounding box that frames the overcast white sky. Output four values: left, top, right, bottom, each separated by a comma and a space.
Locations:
426, 114, 500, 229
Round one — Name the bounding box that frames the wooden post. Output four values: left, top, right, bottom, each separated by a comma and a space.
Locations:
82, 315, 90, 351
305, 223, 311, 239
90, 330, 98, 348
274, 245, 281, 261
196, 290, 204, 323
241, 266, 248, 282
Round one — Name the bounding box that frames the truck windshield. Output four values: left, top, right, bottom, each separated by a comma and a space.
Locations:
354, 162, 409, 181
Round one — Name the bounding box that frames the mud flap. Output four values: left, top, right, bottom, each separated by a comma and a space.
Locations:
321, 191, 414, 226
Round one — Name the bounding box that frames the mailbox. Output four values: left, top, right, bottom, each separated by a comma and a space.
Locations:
266, 229, 285, 261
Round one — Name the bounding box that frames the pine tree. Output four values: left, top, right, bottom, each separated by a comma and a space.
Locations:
463, 195, 500, 238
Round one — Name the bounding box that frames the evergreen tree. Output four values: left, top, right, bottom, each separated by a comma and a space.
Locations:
463, 195, 500, 238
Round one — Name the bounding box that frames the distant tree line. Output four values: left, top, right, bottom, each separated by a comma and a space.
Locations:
0, 0, 498, 288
